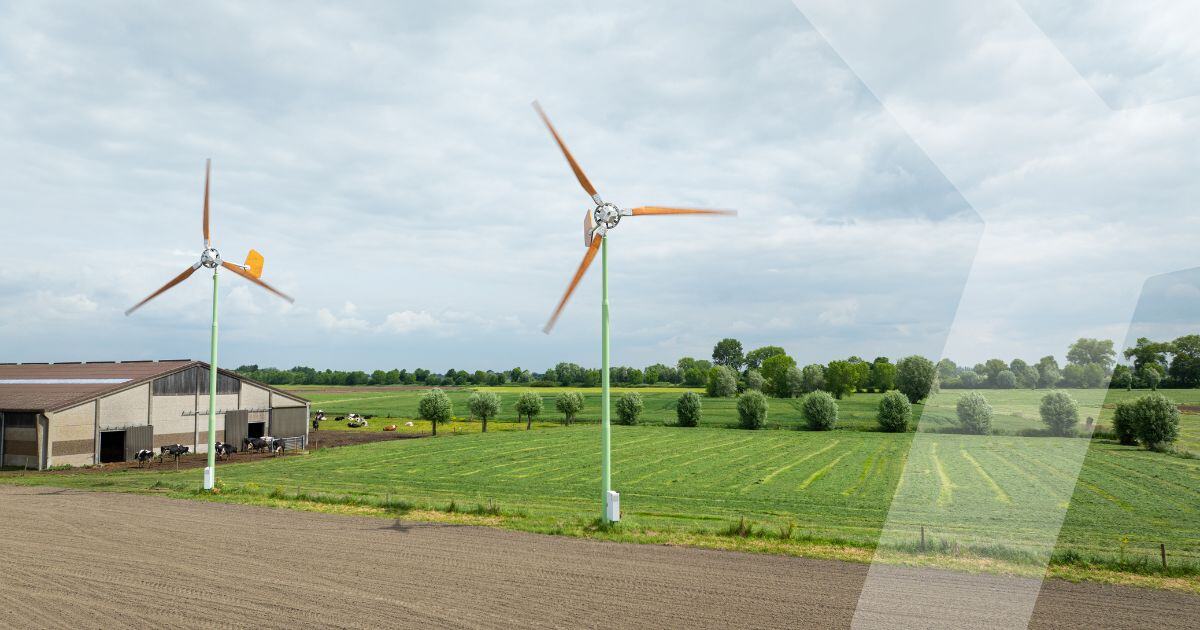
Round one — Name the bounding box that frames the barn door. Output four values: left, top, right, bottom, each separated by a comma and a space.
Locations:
269, 407, 307, 439
225, 410, 249, 448
124, 425, 153, 461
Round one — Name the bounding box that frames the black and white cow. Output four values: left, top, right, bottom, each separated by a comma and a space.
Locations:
158, 444, 190, 463
134, 449, 154, 467
214, 442, 237, 460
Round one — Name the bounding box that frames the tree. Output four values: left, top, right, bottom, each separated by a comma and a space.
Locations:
869, 357, 897, 393
982, 359, 1008, 385
705, 366, 738, 398
1168, 334, 1200, 387
781, 366, 804, 399
1039, 391, 1079, 436
736, 390, 769, 429
1111, 400, 1138, 445
959, 371, 982, 388
711, 338, 745, 372
824, 361, 856, 399
896, 355, 937, 404
877, 391, 911, 432
676, 392, 702, 427
615, 392, 644, 426
683, 366, 708, 387
1067, 338, 1116, 371
1017, 365, 1041, 389
1123, 337, 1173, 373
418, 389, 453, 436
1131, 393, 1180, 451
956, 391, 993, 435
1110, 365, 1133, 390
1139, 365, 1163, 390
802, 391, 838, 430
744, 369, 764, 391
1082, 362, 1106, 388
1061, 364, 1087, 388
554, 362, 584, 385
995, 369, 1017, 389
1037, 361, 1061, 389
937, 359, 959, 381
744, 345, 786, 370
799, 364, 825, 394
467, 391, 501, 433
515, 392, 543, 430
554, 391, 584, 425
760, 354, 797, 397
846, 357, 871, 392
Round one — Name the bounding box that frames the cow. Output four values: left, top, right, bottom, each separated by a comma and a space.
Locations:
158, 444, 189, 464
243, 437, 270, 453
214, 442, 237, 460
134, 449, 154, 467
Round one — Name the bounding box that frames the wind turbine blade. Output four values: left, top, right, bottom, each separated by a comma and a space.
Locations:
202, 159, 212, 248
125, 263, 202, 316
630, 206, 737, 217
544, 234, 603, 334
221, 260, 294, 303
532, 101, 600, 201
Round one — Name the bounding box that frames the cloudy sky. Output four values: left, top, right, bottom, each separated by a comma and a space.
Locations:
0, 1, 1196, 372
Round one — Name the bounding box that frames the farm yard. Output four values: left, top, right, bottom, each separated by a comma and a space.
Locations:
6, 383, 1199, 591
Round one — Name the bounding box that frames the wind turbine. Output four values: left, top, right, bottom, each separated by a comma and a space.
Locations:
125, 159, 294, 490
533, 102, 735, 523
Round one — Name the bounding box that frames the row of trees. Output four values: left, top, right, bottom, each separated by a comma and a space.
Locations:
416, 389, 588, 435
236, 334, 1200, 393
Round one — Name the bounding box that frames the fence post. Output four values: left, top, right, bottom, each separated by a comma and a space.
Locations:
1161, 543, 1167, 570
920, 526, 926, 552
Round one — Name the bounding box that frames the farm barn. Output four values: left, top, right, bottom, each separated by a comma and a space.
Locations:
0, 360, 308, 469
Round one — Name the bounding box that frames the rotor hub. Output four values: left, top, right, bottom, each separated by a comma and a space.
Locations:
595, 202, 621, 231
200, 248, 221, 268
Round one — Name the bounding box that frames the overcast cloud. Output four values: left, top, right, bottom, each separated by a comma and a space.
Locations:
0, 1, 1194, 372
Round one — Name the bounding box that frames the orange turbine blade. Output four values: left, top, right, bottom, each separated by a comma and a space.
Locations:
202, 159, 212, 248
532, 101, 599, 200
544, 234, 603, 334
221, 261, 294, 303
125, 264, 201, 316
630, 206, 737, 217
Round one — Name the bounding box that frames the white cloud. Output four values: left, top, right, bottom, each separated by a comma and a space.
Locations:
378, 310, 442, 335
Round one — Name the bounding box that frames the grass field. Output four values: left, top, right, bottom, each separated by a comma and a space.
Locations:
297, 385, 1200, 453
9, 424, 1197, 575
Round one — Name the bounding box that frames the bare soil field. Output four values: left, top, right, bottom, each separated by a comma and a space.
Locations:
0, 486, 1195, 629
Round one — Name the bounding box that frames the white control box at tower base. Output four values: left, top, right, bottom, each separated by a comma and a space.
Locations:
606, 490, 620, 522
204, 466, 214, 490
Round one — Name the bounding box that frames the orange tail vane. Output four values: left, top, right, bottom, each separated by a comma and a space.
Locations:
544, 234, 604, 333
125, 263, 202, 316
532, 101, 601, 202
221, 260, 294, 303
629, 206, 737, 217
202, 159, 212, 248
243, 249, 265, 279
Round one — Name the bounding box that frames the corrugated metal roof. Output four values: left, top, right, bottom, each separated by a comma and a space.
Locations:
0, 360, 194, 412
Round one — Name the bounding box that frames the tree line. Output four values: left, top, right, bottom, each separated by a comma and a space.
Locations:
233, 333, 1200, 393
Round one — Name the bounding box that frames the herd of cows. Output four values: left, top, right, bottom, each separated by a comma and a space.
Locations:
132, 437, 288, 468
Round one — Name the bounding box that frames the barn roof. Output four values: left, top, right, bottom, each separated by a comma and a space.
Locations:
0, 360, 307, 413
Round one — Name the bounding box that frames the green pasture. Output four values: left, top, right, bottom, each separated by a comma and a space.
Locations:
12, 424, 1198, 568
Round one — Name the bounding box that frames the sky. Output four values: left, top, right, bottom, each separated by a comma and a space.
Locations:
0, 1, 1196, 373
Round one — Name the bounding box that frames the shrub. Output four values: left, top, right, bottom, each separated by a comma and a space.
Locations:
676, 391, 702, 427
1111, 400, 1138, 445
705, 366, 738, 398
896, 356, 937, 403
802, 391, 838, 430
1140, 367, 1161, 391
1132, 393, 1180, 450
877, 391, 911, 432
956, 391, 992, 435
515, 392, 543, 430
466, 391, 501, 433
737, 390, 769, 429
418, 389, 453, 436
1039, 391, 1079, 436
615, 392, 644, 425
995, 370, 1017, 389
554, 391, 584, 425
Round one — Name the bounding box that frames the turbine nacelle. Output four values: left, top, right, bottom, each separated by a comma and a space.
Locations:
200, 248, 222, 268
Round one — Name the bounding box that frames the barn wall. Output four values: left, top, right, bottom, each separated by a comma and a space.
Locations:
151, 394, 198, 447
270, 391, 305, 408
194, 393, 238, 453
47, 401, 97, 467
242, 383, 270, 409
98, 383, 150, 428
2, 412, 41, 468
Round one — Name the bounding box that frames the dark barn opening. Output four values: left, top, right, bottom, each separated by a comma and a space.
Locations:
248, 422, 266, 439
99, 431, 126, 463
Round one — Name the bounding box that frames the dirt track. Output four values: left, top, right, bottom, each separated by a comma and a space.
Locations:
0, 486, 1195, 629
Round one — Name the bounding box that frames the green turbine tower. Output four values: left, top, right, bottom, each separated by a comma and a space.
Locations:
125, 159, 294, 490
534, 102, 735, 522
